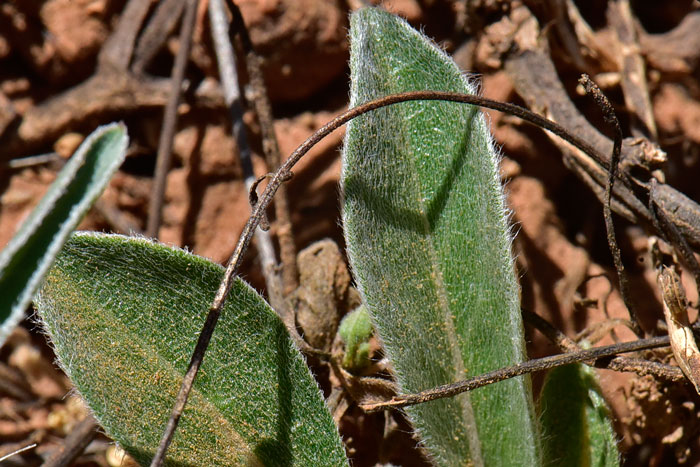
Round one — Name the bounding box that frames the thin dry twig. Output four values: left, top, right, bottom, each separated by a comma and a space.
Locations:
153, 89, 674, 460
148, 0, 201, 461
207, 0, 283, 312
132, 0, 188, 74
0, 0, 174, 160
3, 152, 62, 169
576, 318, 632, 344
42, 415, 99, 467
361, 335, 671, 412
560, 0, 617, 71
226, 0, 300, 295
0, 362, 34, 401
0, 443, 37, 463
579, 74, 642, 337
649, 178, 700, 308
522, 308, 578, 352
548, 0, 588, 71
146, 0, 199, 239
98, 0, 152, 71
523, 309, 682, 381
602, 357, 683, 382
574, 273, 625, 343
505, 46, 700, 251
206, 0, 323, 364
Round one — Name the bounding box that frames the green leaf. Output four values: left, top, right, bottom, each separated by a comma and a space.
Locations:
35, 233, 347, 466
342, 8, 539, 465
539, 363, 619, 467
0, 123, 127, 345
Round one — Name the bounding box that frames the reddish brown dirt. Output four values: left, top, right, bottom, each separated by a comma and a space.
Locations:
1, 0, 700, 466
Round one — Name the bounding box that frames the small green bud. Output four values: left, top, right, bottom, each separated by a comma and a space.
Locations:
338, 305, 374, 372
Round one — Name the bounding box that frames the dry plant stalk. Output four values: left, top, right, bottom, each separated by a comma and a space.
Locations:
657, 265, 700, 394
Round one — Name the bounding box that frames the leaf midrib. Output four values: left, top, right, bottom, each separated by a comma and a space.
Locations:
403, 101, 484, 466
54, 255, 251, 464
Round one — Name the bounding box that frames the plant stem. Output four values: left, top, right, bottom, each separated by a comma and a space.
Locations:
43, 415, 99, 467
153, 89, 656, 463
207, 0, 283, 310
227, 0, 299, 295
579, 74, 642, 337
360, 336, 671, 412
523, 309, 683, 381
146, 0, 198, 239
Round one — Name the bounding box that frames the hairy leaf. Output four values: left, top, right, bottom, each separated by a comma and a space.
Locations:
35, 233, 347, 466
342, 8, 539, 465
0, 123, 127, 345
539, 363, 619, 466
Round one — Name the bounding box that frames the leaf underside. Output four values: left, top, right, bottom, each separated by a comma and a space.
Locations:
343, 8, 539, 466
35, 233, 347, 466
0, 123, 127, 346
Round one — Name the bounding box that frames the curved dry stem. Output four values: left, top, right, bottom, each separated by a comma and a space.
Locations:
579, 74, 642, 337
154, 89, 641, 463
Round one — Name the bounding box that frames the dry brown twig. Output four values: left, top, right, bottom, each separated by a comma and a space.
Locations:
523, 309, 682, 382
42, 415, 100, 467
146, 0, 200, 239
226, 0, 300, 295
579, 73, 642, 336
209, 0, 325, 360
0, 0, 171, 160
4, 2, 699, 462
154, 78, 700, 458
0, 443, 38, 463
360, 335, 673, 412
504, 8, 700, 251
206, 0, 282, 306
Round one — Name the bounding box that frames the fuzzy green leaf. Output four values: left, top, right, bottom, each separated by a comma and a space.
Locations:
0, 123, 127, 345
539, 363, 619, 467
342, 8, 539, 465
35, 233, 347, 466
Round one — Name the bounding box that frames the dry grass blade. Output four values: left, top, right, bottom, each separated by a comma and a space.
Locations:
657, 266, 700, 394
0, 443, 37, 463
